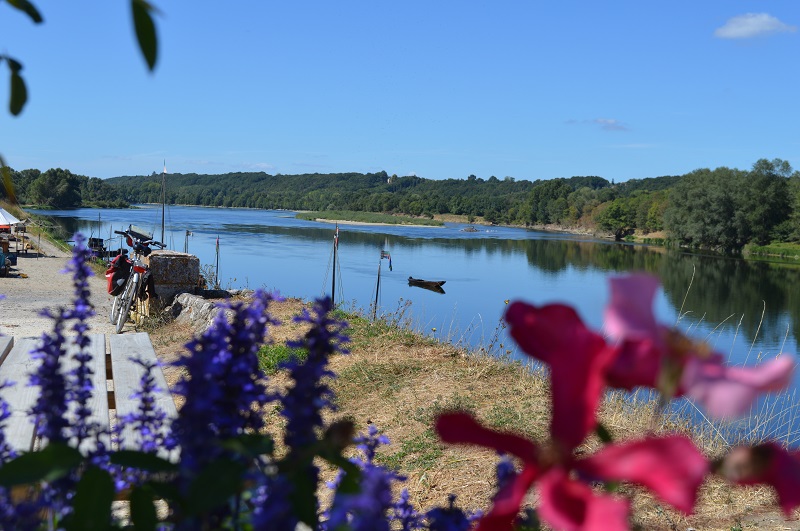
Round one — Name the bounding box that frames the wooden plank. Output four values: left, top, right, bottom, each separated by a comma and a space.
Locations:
0, 338, 41, 453
109, 332, 177, 460
0, 336, 12, 362
61, 334, 110, 453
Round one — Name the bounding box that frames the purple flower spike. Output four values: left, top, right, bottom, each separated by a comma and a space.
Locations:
280, 296, 349, 451
29, 309, 70, 444
393, 489, 424, 531
426, 495, 473, 531
172, 290, 278, 475
354, 423, 391, 466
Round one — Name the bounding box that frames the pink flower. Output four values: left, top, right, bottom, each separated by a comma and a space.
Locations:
436, 412, 708, 531
718, 442, 800, 515
603, 274, 795, 418
505, 302, 618, 450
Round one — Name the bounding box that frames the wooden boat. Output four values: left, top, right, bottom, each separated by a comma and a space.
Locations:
408, 277, 446, 294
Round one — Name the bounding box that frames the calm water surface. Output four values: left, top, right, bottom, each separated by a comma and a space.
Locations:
33, 205, 800, 444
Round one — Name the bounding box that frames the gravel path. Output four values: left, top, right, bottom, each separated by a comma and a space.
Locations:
0, 237, 117, 340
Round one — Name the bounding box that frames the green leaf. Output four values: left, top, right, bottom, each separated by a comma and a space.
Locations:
0, 443, 83, 487
322, 454, 361, 495
130, 486, 158, 531
288, 466, 318, 528
66, 467, 115, 531
0, 157, 17, 204
6, 57, 27, 116
110, 449, 179, 473
186, 459, 248, 515
221, 433, 275, 458
131, 0, 158, 70
7, 0, 43, 23
595, 422, 613, 444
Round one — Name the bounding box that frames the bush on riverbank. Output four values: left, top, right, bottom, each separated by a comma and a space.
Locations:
744, 242, 800, 260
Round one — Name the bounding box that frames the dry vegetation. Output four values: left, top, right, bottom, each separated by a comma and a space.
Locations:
146, 296, 795, 530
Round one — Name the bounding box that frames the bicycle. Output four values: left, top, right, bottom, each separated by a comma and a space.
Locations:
108, 226, 164, 334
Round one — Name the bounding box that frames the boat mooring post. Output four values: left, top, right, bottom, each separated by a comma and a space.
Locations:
372, 260, 381, 321
331, 224, 338, 307
214, 235, 220, 289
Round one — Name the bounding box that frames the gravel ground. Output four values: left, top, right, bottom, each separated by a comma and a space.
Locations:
0, 237, 117, 339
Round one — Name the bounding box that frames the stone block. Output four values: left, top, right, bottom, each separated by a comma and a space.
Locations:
141, 250, 201, 316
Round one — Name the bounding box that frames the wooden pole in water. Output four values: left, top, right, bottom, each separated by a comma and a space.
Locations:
161, 160, 166, 245
331, 224, 338, 307
372, 260, 381, 320
215, 235, 220, 289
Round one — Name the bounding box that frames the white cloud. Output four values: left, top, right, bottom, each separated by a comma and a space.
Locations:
567, 118, 629, 132
715, 13, 796, 39
593, 118, 628, 131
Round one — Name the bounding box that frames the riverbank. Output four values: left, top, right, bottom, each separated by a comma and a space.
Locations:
147, 294, 789, 530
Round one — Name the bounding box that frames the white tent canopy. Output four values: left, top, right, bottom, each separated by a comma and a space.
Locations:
0, 208, 21, 226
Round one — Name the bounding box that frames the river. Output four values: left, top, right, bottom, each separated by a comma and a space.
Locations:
31, 204, 800, 445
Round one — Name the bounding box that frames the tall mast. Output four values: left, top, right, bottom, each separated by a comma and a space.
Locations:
161, 160, 166, 244
331, 224, 338, 307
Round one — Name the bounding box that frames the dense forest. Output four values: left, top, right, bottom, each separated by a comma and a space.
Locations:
1, 168, 128, 208
3, 158, 799, 253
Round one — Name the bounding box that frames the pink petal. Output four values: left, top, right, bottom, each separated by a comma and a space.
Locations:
474, 466, 538, 531
602, 274, 672, 391
436, 412, 541, 531
505, 302, 615, 451
682, 356, 796, 418
435, 412, 539, 466
604, 337, 662, 390
537, 468, 630, 531
576, 436, 708, 514
720, 443, 800, 516
604, 274, 661, 341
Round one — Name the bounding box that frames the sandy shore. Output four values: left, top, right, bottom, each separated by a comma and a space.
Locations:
0, 237, 116, 339
312, 218, 444, 228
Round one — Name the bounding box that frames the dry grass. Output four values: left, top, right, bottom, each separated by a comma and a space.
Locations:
147, 297, 797, 530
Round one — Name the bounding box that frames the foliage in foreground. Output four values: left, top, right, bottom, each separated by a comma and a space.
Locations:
0, 234, 798, 530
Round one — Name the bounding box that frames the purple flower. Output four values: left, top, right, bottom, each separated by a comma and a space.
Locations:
354, 423, 390, 466
29, 308, 70, 444
393, 489, 424, 531
31, 234, 101, 447
426, 495, 473, 531
251, 475, 299, 529
280, 297, 348, 451
172, 290, 277, 475
325, 424, 406, 530
327, 465, 393, 531
114, 358, 179, 490
494, 454, 517, 499
0, 380, 18, 463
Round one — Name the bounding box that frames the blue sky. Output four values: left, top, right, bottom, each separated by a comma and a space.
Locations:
2, 1, 798, 182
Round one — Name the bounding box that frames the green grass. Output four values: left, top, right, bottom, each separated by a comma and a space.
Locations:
412, 393, 477, 424
378, 430, 444, 471
296, 210, 444, 227
744, 242, 800, 260
257, 344, 308, 375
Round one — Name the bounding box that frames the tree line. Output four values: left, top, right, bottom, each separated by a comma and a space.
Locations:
4, 159, 800, 252
1, 167, 128, 208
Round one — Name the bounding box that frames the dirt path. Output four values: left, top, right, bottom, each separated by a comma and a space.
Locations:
0, 237, 117, 340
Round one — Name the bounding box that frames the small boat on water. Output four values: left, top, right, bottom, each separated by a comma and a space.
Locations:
408, 277, 446, 294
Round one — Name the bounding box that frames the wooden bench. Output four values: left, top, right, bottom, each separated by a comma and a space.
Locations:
0, 332, 177, 456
